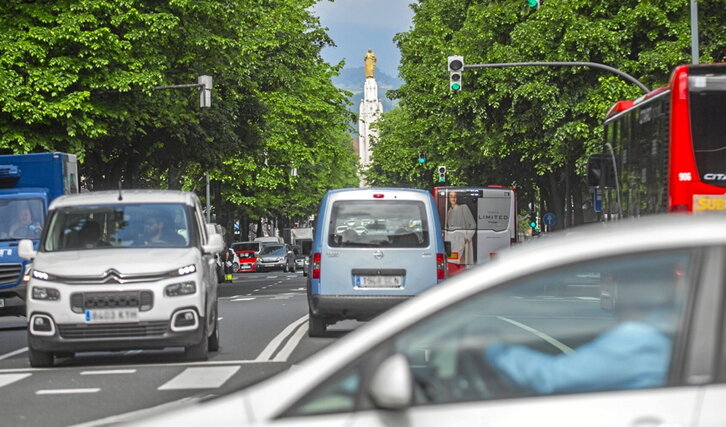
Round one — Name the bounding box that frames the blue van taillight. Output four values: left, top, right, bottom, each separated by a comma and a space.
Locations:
312, 253, 321, 279
436, 253, 446, 280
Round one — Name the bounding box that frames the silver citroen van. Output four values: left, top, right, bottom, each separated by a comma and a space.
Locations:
19, 190, 224, 366
307, 188, 447, 336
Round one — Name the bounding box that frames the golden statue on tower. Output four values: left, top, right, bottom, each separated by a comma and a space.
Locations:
364, 49, 376, 79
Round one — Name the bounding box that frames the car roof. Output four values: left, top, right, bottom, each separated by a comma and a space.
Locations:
241, 214, 726, 417
325, 187, 432, 201
50, 190, 198, 209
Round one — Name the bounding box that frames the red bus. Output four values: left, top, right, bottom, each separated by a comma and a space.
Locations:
433, 186, 517, 275
588, 64, 726, 218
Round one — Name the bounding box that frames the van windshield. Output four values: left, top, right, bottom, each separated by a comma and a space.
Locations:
43, 203, 190, 251
0, 198, 45, 240
328, 200, 429, 248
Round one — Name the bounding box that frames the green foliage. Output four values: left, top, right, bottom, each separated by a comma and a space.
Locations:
369, 0, 726, 226
0, 0, 358, 225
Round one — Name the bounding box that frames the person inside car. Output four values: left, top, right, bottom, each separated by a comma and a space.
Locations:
140, 211, 185, 246
484, 262, 685, 394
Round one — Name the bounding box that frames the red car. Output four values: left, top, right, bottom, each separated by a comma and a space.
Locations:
235, 250, 257, 273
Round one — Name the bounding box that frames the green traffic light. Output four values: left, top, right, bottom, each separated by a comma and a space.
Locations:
527, 0, 539, 7
451, 83, 461, 91
529, 221, 536, 228
418, 158, 426, 164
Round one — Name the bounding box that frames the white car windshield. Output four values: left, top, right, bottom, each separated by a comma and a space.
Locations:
43, 203, 190, 251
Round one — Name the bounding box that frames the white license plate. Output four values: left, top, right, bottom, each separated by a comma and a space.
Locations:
355, 275, 402, 288
85, 308, 139, 323
240, 264, 251, 269
0, 298, 4, 308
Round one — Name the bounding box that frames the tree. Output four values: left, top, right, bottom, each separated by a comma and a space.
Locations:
373, 0, 726, 227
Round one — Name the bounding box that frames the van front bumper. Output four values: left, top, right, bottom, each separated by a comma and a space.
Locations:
309, 295, 411, 321
27, 315, 204, 352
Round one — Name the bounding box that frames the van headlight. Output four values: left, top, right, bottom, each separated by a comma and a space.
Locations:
32, 286, 60, 301
174, 264, 197, 276
31, 269, 54, 281
165, 281, 197, 297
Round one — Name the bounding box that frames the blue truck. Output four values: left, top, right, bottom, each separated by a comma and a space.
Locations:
0, 153, 78, 316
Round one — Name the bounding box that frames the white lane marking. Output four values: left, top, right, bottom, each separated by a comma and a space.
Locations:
124, 350, 143, 355
0, 347, 28, 361
158, 366, 240, 390
0, 358, 279, 374
36, 388, 100, 395
81, 369, 136, 375
256, 315, 308, 361
576, 297, 600, 301
496, 316, 574, 354
0, 373, 31, 388
295, 288, 305, 291
266, 276, 278, 279
273, 323, 309, 362
218, 317, 223, 321
231, 297, 255, 302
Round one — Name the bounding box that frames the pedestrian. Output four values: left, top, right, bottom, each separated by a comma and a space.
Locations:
223, 246, 235, 282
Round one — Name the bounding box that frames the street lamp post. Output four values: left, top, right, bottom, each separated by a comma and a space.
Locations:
690, 0, 699, 64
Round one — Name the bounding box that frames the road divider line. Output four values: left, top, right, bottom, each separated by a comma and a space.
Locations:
231, 297, 255, 302
158, 366, 241, 390
256, 315, 308, 361
81, 369, 136, 375
0, 347, 28, 361
0, 373, 31, 388
496, 316, 574, 354
273, 323, 309, 362
36, 388, 100, 395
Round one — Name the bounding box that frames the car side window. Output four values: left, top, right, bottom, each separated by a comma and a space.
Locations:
395, 249, 695, 404
284, 249, 696, 417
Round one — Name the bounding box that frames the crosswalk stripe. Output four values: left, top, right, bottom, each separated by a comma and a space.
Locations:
0, 347, 28, 361
157, 366, 240, 390
0, 373, 31, 388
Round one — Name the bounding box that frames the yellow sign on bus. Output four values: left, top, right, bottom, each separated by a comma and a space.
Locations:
693, 195, 726, 213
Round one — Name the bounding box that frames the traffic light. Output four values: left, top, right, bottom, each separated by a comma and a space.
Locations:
529, 212, 538, 229
527, 0, 540, 8
437, 165, 447, 182
447, 55, 464, 92
418, 152, 426, 164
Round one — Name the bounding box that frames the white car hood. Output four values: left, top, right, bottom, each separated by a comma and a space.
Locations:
33, 248, 201, 277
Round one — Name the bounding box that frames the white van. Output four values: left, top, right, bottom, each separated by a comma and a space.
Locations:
307, 188, 447, 336
19, 190, 224, 367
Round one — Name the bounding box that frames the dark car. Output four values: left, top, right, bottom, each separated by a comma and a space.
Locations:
255, 244, 295, 272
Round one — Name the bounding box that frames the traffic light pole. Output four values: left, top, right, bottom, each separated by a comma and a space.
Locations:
463, 61, 650, 94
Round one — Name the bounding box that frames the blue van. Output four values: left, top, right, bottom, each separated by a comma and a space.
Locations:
307, 188, 447, 336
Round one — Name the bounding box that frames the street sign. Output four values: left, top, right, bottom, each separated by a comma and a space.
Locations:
543, 212, 556, 226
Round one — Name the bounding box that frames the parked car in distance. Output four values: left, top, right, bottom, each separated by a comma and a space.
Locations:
236, 250, 257, 273
19, 190, 224, 367
231, 241, 262, 257
255, 244, 295, 272
131, 214, 726, 427
294, 253, 307, 272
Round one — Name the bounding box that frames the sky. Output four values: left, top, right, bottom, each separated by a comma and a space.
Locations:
311, 0, 415, 78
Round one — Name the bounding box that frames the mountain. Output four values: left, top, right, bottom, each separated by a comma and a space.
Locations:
332, 67, 403, 115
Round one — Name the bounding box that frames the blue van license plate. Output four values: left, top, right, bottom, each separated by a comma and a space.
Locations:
355, 275, 402, 288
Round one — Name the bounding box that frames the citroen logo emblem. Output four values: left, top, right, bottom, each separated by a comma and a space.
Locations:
373, 250, 384, 260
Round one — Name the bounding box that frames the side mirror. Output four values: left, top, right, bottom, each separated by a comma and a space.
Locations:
18, 239, 37, 260
368, 354, 412, 410
203, 233, 225, 255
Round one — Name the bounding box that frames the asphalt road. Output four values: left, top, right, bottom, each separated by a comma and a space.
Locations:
0, 271, 362, 427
